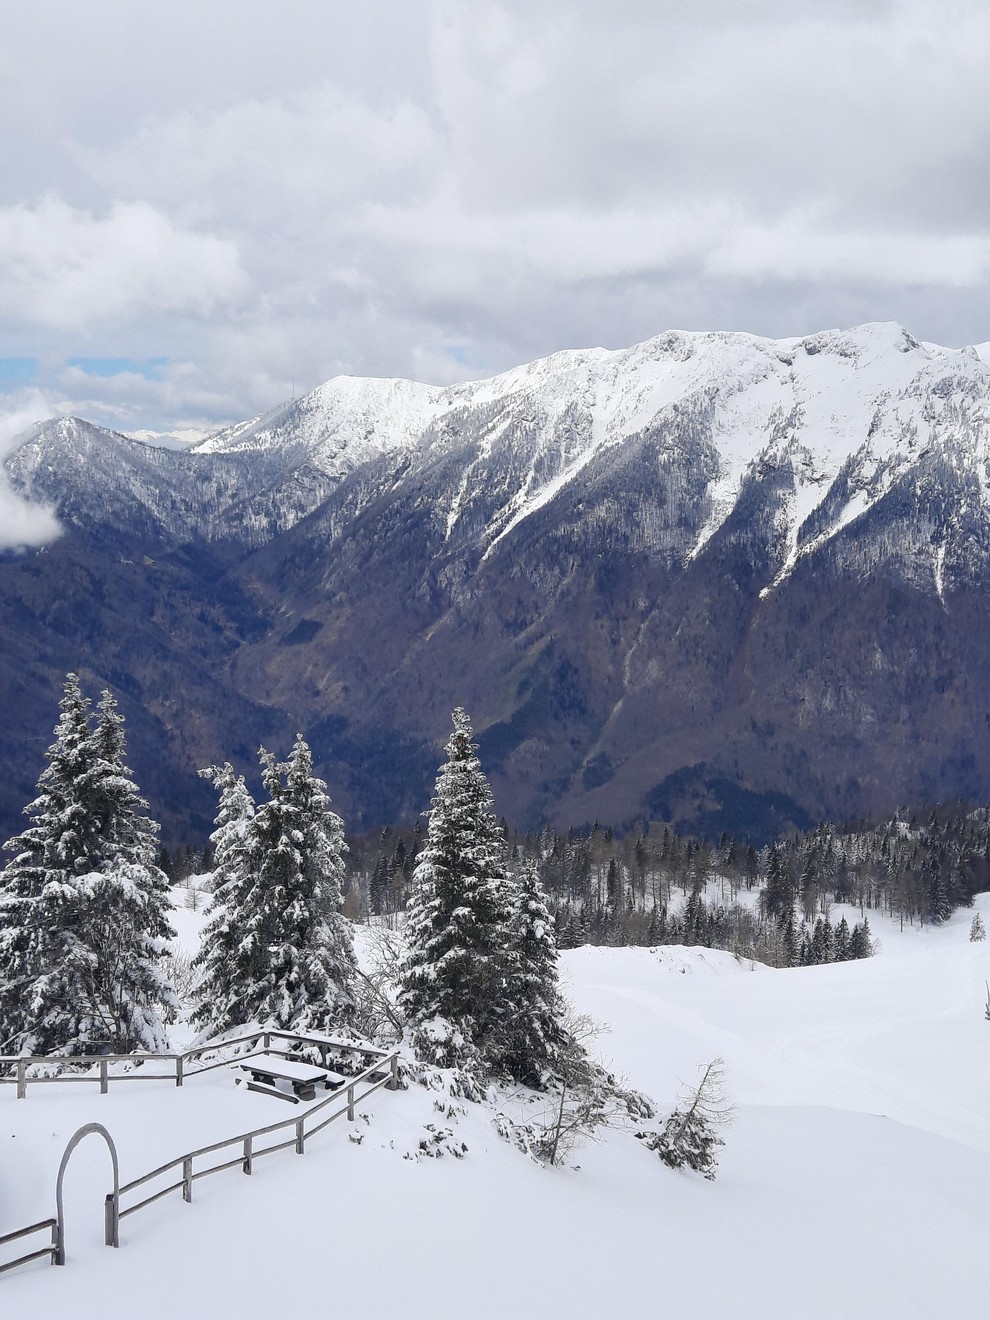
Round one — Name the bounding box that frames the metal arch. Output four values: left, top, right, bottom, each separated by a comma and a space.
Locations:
54, 1122, 120, 1265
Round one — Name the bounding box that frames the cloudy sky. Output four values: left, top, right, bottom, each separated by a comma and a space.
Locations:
1, 0, 988, 440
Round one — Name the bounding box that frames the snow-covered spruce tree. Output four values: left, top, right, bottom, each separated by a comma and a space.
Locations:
778, 904, 799, 968
834, 915, 852, 960
190, 763, 261, 1034
398, 707, 515, 1068
970, 913, 986, 943
760, 843, 792, 922
637, 1057, 734, 1180
810, 915, 836, 964
496, 864, 568, 1087
68, 688, 177, 1052
849, 917, 873, 959
925, 853, 952, 925
0, 678, 176, 1056
0, 674, 95, 1055
196, 736, 356, 1037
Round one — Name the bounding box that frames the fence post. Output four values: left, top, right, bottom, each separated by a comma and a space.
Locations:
182, 1157, 193, 1203
176, 1054, 184, 1088
51, 1218, 60, 1265
263, 1031, 271, 1052
16, 1058, 26, 1100
242, 1135, 253, 1175
100, 1058, 108, 1095
104, 1193, 119, 1248
347, 1083, 355, 1122
386, 1053, 400, 1091
295, 1119, 305, 1155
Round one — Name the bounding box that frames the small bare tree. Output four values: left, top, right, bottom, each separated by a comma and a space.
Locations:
638, 1056, 735, 1180
494, 1011, 654, 1167
530, 1033, 617, 1167
352, 924, 407, 1042
161, 944, 198, 1021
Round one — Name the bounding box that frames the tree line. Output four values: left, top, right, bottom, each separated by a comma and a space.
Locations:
347, 801, 990, 968
5, 673, 988, 1067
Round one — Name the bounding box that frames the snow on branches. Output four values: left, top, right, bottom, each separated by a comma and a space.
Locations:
0, 675, 176, 1056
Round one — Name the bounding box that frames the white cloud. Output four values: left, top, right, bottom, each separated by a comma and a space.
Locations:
0, 0, 988, 431
0, 392, 62, 550
706, 217, 990, 287
0, 199, 249, 331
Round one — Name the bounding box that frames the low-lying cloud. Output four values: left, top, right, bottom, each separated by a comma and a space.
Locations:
0, 393, 62, 550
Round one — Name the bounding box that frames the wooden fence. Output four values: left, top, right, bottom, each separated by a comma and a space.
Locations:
0, 1220, 59, 1276
0, 1026, 388, 1099
0, 1030, 401, 1277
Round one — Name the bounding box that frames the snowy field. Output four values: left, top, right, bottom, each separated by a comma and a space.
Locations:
3, 896, 989, 1319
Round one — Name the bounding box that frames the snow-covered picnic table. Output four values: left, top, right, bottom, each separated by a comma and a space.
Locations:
237, 1055, 345, 1102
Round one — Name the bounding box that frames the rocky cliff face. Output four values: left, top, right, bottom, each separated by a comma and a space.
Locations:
3, 323, 990, 844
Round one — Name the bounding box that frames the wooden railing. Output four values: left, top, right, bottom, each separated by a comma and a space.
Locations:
111, 1047, 400, 1243
0, 1027, 390, 1098
0, 1030, 402, 1277
0, 1220, 58, 1276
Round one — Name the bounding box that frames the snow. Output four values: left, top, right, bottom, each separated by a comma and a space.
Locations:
11, 324, 990, 565
194, 375, 448, 477
3, 894, 990, 1317
186, 323, 990, 564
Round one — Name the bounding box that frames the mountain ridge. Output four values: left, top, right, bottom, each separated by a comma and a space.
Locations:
2, 321, 990, 845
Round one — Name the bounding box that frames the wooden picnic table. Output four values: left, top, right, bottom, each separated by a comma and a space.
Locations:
238, 1056, 345, 1103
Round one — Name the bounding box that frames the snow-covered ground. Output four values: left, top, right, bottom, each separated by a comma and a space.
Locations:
3, 895, 989, 1318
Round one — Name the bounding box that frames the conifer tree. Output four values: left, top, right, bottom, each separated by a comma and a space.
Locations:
398, 707, 514, 1065
647, 904, 666, 946
926, 855, 952, 925
606, 858, 620, 912
779, 905, 799, 967
761, 844, 792, 922
496, 864, 567, 1086
849, 918, 873, 959
190, 764, 261, 1034
0, 677, 176, 1055
810, 916, 836, 964
70, 688, 177, 1052
797, 920, 812, 965
195, 737, 356, 1037
369, 854, 389, 917
572, 904, 590, 947
0, 674, 95, 1054
834, 915, 852, 961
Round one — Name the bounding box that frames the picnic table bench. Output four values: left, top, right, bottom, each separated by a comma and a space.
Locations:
237, 1055, 346, 1103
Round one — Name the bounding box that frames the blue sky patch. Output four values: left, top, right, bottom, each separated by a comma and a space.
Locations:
0, 358, 39, 391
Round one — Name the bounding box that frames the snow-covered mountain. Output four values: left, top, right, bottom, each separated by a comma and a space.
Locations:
2, 322, 990, 842
190, 321, 990, 567
11, 322, 989, 567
